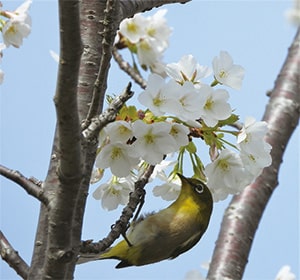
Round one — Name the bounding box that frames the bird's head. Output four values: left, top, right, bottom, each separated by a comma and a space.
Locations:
177, 173, 213, 212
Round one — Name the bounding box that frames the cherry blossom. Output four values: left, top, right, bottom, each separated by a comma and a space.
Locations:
95, 142, 139, 178
212, 51, 245, 90
104, 120, 133, 143
119, 13, 147, 44
93, 175, 135, 210
198, 85, 232, 127
152, 175, 181, 201
237, 116, 271, 155
1, 0, 32, 48
138, 74, 179, 116
166, 54, 211, 84
145, 9, 172, 52
205, 149, 250, 201
132, 120, 176, 165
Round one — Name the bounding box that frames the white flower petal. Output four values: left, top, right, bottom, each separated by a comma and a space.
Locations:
212, 51, 245, 90
95, 142, 139, 177
205, 149, 248, 201
2, 2, 32, 48
275, 265, 296, 280
119, 13, 147, 43
93, 176, 134, 210
105, 120, 133, 143
153, 177, 181, 201
166, 54, 211, 84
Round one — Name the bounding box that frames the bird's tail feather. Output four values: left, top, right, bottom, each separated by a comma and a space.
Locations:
77, 253, 102, 264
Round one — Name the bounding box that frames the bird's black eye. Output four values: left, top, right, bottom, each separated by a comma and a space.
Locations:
194, 183, 204, 194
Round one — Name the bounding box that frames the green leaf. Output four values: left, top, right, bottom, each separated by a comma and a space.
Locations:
218, 113, 240, 127
127, 105, 138, 121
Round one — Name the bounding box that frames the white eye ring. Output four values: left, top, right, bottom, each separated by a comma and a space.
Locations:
195, 184, 204, 194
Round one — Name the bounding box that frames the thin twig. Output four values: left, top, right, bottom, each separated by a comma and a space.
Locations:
78, 164, 155, 259
0, 230, 29, 279
0, 164, 49, 205
82, 82, 134, 140
112, 46, 147, 89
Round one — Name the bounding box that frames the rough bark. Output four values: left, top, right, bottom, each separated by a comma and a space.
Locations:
25, 0, 190, 279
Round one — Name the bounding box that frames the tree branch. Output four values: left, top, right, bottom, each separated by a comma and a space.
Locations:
53, 1, 82, 187
0, 230, 29, 279
0, 164, 48, 205
78, 164, 155, 260
112, 46, 147, 89
41, 0, 83, 279
119, 0, 191, 19
82, 82, 134, 140
207, 28, 300, 280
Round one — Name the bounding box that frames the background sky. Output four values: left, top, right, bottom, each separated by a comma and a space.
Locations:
0, 1, 299, 280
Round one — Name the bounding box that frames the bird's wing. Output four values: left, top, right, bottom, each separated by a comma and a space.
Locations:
169, 229, 204, 259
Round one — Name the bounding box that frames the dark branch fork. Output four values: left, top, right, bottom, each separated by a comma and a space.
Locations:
80, 164, 154, 255
82, 82, 134, 140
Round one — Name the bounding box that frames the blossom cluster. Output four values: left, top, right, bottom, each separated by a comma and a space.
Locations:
96, 120, 190, 177
91, 10, 272, 208
0, 0, 32, 84
115, 9, 171, 75
138, 52, 242, 128
93, 53, 271, 207
205, 116, 271, 201
92, 118, 189, 209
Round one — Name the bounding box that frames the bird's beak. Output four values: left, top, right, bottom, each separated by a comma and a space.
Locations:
177, 173, 187, 182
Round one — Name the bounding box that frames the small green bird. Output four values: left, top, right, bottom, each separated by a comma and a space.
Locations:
79, 173, 213, 268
